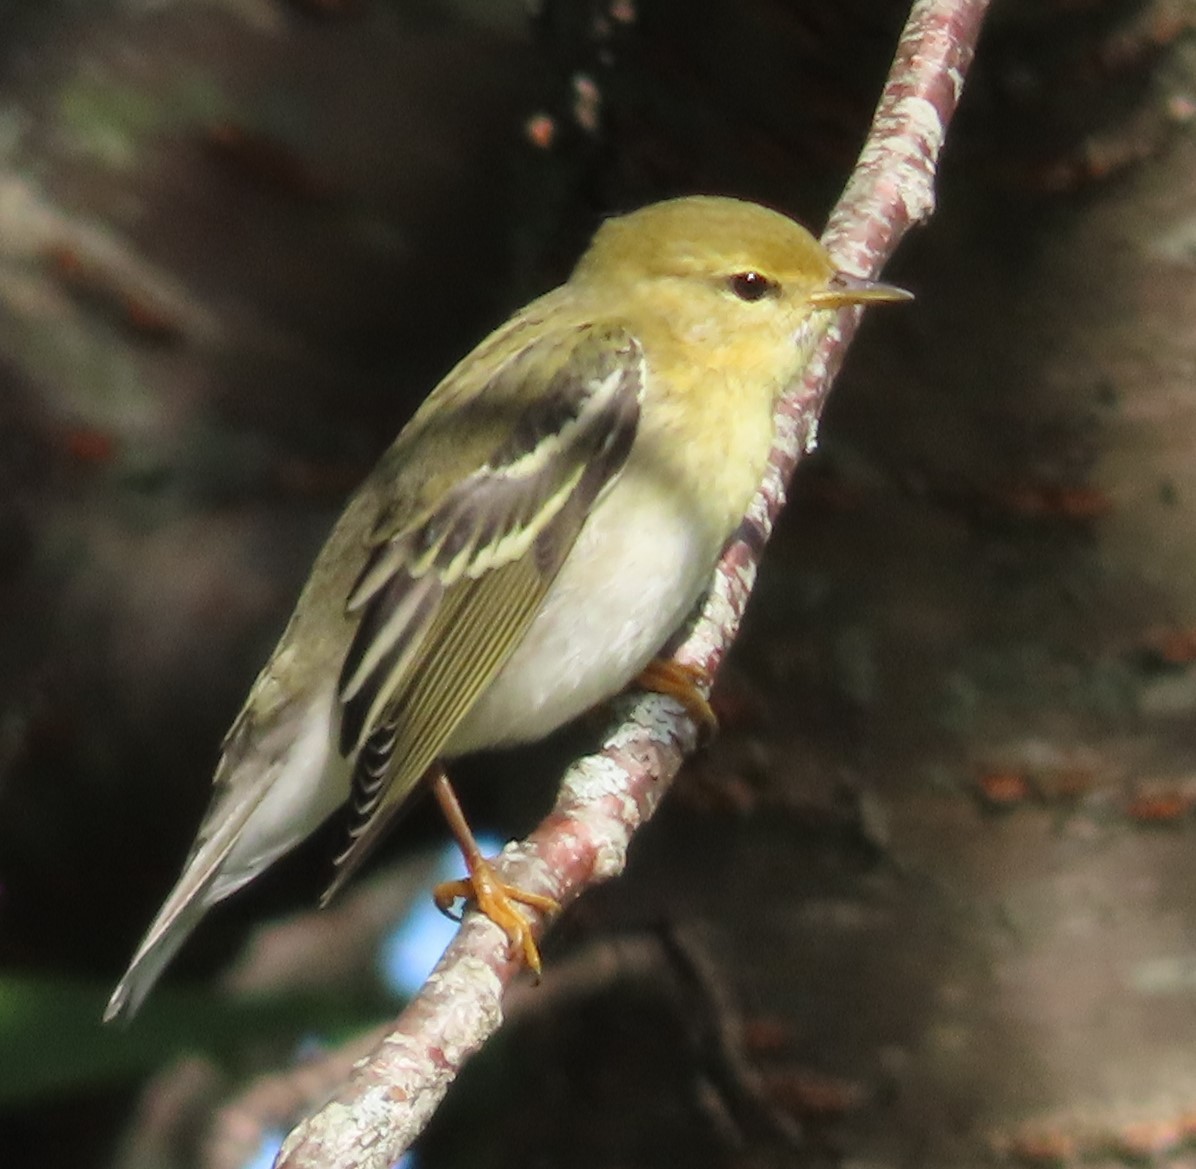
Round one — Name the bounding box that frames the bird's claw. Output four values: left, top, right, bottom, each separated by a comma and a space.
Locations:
433, 860, 559, 975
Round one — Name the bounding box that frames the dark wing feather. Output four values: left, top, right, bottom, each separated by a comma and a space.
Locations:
322, 323, 644, 902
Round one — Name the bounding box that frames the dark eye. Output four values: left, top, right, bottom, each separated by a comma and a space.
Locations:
728, 271, 779, 302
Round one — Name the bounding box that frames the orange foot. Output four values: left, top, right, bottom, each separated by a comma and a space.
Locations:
429, 766, 559, 974
635, 658, 718, 737
433, 862, 559, 975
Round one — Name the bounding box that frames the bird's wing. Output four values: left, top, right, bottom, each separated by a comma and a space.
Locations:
322, 323, 644, 901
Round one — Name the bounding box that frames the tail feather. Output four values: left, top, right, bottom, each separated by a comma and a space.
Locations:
104, 894, 211, 1023
103, 800, 258, 1023
104, 686, 344, 1023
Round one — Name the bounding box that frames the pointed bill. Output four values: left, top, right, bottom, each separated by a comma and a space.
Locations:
808, 270, 913, 309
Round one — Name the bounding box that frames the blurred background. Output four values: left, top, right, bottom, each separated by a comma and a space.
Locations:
6, 1, 1196, 1167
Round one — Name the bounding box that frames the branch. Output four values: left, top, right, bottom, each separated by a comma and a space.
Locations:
272, 3, 991, 1165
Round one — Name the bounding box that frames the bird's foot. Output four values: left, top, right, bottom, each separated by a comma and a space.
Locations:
433, 861, 558, 975
635, 657, 718, 737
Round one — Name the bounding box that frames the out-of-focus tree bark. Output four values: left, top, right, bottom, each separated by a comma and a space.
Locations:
8, 2, 1196, 1169
0, 3, 538, 1166
0, 0, 537, 970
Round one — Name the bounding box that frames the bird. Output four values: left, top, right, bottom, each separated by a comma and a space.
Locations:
104, 194, 909, 1022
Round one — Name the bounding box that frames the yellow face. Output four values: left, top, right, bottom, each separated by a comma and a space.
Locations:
569, 195, 839, 358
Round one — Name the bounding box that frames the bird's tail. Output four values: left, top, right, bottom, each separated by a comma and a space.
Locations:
103, 800, 258, 1024
104, 687, 345, 1023
104, 892, 211, 1023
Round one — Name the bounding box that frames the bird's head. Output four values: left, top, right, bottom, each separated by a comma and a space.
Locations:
570, 195, 909, 356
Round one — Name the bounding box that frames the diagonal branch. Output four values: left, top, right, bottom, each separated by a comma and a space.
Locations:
271, 2, 992, 1166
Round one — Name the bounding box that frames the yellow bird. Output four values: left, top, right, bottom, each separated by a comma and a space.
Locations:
105, 195, 909, 1021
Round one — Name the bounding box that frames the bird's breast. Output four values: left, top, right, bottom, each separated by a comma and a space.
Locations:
447, 448, 726, 752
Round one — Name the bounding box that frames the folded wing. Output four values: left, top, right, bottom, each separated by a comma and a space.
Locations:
323, 323, 644, 901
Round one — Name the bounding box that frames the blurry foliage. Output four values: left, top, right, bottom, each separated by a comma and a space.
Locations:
0, 976, 386, 1105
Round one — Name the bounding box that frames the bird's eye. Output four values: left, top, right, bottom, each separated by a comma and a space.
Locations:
728, 271, 779, 302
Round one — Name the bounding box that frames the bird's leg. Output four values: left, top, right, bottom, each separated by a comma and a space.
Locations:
635, 658, 718, 736
429, 765, 558, 975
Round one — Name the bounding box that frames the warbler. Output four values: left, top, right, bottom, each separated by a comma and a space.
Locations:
105, 195, 909, 1022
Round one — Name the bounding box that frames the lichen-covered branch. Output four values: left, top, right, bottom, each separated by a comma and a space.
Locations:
271, 3, 991, 1166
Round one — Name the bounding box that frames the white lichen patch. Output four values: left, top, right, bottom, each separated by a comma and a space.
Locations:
498, 837, 562, 895
560, 752, 637, 811
588, 834, 628, 881
424, 955, 504, 1040
623, 692, 694, 747
862, 92, 942, 225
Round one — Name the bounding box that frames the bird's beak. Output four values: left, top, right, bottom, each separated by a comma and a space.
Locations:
808, 271, 913, 309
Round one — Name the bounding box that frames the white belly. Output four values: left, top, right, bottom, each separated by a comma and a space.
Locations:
448, 463, 721, 752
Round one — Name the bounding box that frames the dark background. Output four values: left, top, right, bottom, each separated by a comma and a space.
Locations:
4, 1, 1196, 1167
